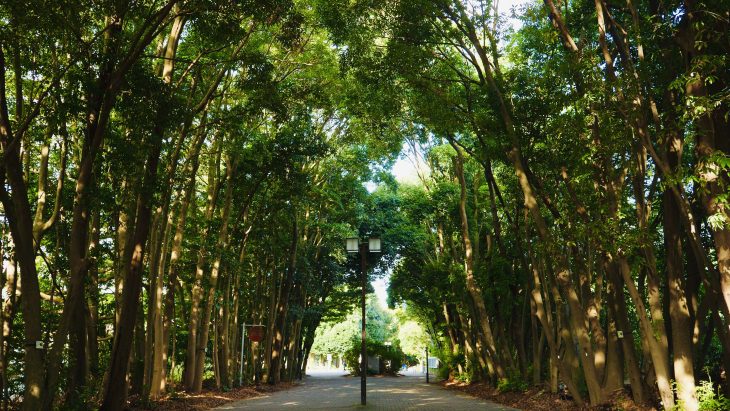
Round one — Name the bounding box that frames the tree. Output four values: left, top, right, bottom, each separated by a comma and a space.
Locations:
1, 0, 728, 409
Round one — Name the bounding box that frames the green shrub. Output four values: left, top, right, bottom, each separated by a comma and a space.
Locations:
455, 371, 472, 384
403, 353, 419, 367
497, 373, 528, 393
434, 344, 466, 381
343, 338, 405, 375
168, 364, 184, 384
437, 363, 451, 380
671, 379, 730, 411
697, 380, 730, 411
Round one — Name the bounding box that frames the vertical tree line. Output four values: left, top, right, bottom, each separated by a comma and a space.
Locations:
0, 1, 401, 409
1, 0, 728, 410
322, 0, 729, 410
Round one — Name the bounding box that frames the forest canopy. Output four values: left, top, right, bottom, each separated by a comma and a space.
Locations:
0, 0, 728, 410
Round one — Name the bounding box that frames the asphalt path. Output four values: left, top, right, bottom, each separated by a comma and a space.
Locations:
216, 370, 519, 410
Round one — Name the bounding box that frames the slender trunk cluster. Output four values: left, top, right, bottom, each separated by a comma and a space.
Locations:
0, 1, 372, 408
375, 0, 730, 409
2, 1, 728, 409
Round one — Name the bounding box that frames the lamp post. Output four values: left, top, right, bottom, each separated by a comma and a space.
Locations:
425, 346, 429, 383
346, 236, 380, 406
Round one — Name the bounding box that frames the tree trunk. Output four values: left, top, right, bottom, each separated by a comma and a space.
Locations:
528, 237, 584, 404
263, 262, 279, 382
43, 4, 178, 405
664, 156, 699, 410
443, 304, 464, 375
268, 216, 299, 384
0, 48, 45, 408
450, 142, 504, 380
87, 210, 101, 377
1, 254, 18, 411
681, 0, 730, 342
192, 159, 235, 392
32, 127, 66, 247
153, 116, 208, 397
140, 13, 187, 398
218, 275, 232, 387
184, 136, 222, 390
630, 146, 676, 408
100, 111, 166, 411
607, 258, 645, 404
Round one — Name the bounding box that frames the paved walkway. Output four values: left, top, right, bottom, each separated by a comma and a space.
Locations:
216, 370, 518, 410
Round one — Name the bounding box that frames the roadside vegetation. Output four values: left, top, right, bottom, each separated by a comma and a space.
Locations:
0, 0, 728, 410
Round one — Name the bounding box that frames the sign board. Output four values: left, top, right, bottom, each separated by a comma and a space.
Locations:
249, 325, 264, 342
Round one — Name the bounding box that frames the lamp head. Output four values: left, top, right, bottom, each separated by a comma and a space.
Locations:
346, 237, 360, 253
368, 237, 381, 253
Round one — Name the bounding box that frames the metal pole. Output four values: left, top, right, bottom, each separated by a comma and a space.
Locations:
239, 323, 246, 386
425, 346, 429, 383
361, 242, 367, 406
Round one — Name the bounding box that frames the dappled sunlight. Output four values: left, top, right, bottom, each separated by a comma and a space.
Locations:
217, 374, 517, 410
4, 0, 728, 410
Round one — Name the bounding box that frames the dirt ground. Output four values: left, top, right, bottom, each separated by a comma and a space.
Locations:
441, 380, 659, 411
127, 383, 297, 410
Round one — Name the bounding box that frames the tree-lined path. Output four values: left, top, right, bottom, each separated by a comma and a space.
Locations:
1, 0, 729, 410
216, 371, 517, 410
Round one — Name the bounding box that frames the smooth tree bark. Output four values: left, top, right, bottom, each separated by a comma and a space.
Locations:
152, 117, 208, 396
0, 45, 47, 411
663, 132, 699, 411
679, 0, 730, 345
142, 12, 187, 398
100, 99, 167, 411
433, 4, 608, 400
44, 3, 179, 407
268, 214, 299, 384
31, 128, 66, 247
450, 141, 504, 380
183, 135, 223, 390
181, 31, 254, 389
192, 158, 236, 392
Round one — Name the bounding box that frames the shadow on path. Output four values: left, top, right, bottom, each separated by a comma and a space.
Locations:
216, 370, 519, 410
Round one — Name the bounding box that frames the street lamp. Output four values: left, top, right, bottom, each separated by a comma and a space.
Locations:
425, 345, 429, 383
346, 238, 359, 253
368, 237, 381, 253
346, 236, 381, 406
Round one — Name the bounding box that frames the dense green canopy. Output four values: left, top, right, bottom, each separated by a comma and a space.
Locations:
0, 0, 728, 410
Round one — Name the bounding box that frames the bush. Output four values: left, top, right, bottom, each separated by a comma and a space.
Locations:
343, 338, 405, 375
454, 371, 473, 384
671, 379, 730, 411
497, 373, 528, 393
402, 353, 419, 368
343, 340, 361, 375
435, 344, 466, 381
437, 363, 451, 381
697, 380, 730, 411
